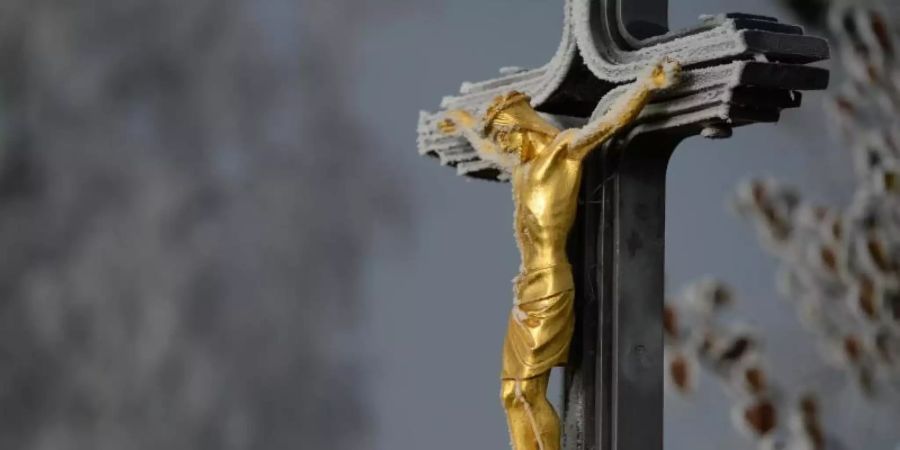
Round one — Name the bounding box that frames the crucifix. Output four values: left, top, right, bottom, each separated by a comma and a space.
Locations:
416, 1, 829, 449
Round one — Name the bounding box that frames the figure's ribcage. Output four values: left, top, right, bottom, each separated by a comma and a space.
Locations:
416, 0, 830, 182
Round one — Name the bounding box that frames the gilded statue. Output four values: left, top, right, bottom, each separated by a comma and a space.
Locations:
436, 57, 682, 450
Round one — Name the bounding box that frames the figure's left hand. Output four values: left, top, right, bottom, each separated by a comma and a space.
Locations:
647, 57, 682, 91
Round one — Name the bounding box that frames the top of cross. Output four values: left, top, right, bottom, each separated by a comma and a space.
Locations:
416, 0, 830, 182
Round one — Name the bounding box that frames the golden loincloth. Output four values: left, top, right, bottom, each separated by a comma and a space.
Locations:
501, 263, 575, 380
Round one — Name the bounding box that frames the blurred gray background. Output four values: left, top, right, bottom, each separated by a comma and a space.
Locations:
0, 0, 896, 449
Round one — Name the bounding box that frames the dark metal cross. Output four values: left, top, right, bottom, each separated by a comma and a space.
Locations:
417, 1, 829, 449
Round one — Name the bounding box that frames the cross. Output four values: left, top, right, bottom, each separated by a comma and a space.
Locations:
416, 1, 829, 449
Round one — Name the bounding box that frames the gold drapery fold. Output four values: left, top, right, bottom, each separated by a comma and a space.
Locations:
502, 263, 575, 380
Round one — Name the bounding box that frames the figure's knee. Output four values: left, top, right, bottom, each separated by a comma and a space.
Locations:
500, 379, 518, 410
500, 376, 549, 409
517, 376, 548, 401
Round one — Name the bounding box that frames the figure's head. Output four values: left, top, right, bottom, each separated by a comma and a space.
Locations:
479, 91, 559, 169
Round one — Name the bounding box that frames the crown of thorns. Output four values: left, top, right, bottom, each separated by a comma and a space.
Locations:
482, 91, 532, 133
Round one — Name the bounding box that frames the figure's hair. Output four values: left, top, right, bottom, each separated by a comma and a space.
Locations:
482, 91, 532, 133
481, 91, 560, 138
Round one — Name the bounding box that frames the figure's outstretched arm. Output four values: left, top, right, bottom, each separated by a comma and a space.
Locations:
566, 58, 682, 161
437, 109, 501, 156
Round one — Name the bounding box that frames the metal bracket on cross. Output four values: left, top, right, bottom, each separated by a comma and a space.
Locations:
416, 1, 829, 450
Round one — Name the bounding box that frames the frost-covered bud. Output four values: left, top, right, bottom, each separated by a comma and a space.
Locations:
824, 88, 861, 127
883, 286, 900, 330
730, 359, 770, 399
842, 334, 866, 366
855, 230, 896, 275
798, 393, 819, 424
663, 302, 681, 342
682, 277, 733, 320
849, 130, 899, 180
706, 330, 759, 374
871, 164, 900, 195
694, 329, 719, 357
732, 397, 779, 439
847, 275, 881, 323
853, 364, 878, 398
823, 215, 845, 245
872, 329, 900, 373
732, 179, 760, 218
819, 333, 870, 370
787, 394, 825, 450
664, 348, 698, 396
732, 178, 797, 247
805, 241, 845, 279
846, 190, 884, 232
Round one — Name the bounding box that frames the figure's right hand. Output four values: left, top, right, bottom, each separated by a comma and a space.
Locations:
437, 118, 458, 135
437, 109, 477, 135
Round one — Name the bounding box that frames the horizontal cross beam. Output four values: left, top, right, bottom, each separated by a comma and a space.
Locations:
417, 0, 829, 181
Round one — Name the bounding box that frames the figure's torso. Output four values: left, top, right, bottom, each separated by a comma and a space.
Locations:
512, 133, 583, 272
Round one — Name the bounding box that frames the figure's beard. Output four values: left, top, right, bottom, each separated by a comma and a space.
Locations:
477, 146, 520, 172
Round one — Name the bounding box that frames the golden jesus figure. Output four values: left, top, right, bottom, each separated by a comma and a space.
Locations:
437, 57, 681, 450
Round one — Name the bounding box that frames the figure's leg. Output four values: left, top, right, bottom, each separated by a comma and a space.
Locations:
500, 373, 560, 450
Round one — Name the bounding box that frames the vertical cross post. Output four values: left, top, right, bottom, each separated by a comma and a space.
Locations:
416, 1, 829, 449
562, 7, 674, 448
565, 132, 680, 450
